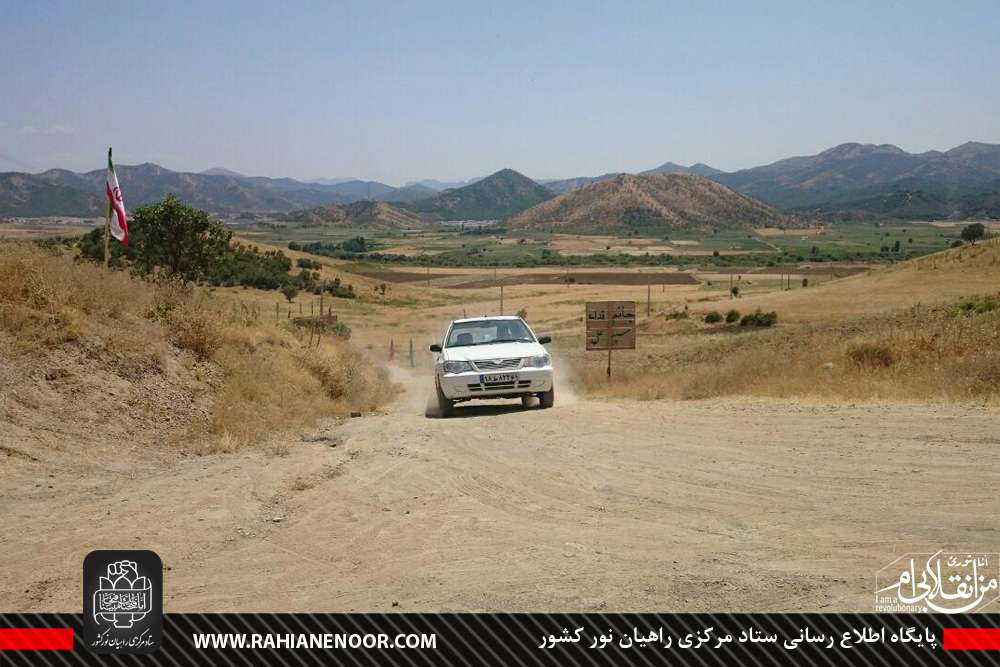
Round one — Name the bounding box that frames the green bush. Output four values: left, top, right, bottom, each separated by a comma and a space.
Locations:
725, 309, 740, 324
296, 257, 322, 269
703, 310, 722, 324
328, 321, 351, 340
955, 294, 999, 315
740, 309, 777, 328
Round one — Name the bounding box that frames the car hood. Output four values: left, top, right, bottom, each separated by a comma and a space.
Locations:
441, 341, 546, 362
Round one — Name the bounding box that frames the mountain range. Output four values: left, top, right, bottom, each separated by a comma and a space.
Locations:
0, 164, 438, 217
713, 142, 1000, 210
1, 141, 997, 221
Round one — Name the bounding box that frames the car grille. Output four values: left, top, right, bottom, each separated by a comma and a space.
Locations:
472, 358, 523, 371
468, 380, 532, 392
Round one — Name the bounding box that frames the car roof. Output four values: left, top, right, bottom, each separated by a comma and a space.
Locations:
450, 316, 523, 324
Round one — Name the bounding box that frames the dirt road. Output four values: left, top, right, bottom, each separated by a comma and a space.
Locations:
3, 372, 998, 612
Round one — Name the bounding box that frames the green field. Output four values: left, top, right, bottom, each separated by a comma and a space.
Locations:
230, 220, 968, 269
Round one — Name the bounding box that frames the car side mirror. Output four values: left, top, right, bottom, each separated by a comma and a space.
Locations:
537, 335, 551, 345
429, 344, 442, 352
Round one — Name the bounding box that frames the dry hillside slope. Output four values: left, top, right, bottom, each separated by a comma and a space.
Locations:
584, 238, 1000, 403
0, 243, 397, 467
510, 173, 804, 231
722, 236, 1000, 323
285, 200, 422, 229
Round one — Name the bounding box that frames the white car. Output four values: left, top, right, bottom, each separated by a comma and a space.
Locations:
430, 316, 554, 417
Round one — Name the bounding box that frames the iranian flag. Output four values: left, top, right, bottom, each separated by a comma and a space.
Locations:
105, 148, 129, 246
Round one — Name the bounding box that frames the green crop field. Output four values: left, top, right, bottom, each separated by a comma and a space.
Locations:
230, 219, 968, 269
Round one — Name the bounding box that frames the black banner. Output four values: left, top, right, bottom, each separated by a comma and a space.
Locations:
1, 613, 999, 666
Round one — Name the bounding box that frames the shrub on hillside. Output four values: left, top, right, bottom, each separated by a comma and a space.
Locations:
847, 343, 895, 369
740, 309, 777, 328
166, 304, 222, 360
955, 294, 999, 315
296, 257, 322, 269
725, 309, 740, 324
703, 310, 722, 324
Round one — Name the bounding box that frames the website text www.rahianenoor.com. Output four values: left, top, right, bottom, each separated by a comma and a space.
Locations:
192, 632, 437, 650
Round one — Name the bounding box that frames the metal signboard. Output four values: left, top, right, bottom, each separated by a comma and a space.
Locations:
586, 300, 636, 350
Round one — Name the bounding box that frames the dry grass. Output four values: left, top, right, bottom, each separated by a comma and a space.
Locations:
0, 241, 398, 452
573, 239, 1000, 404
697, 237, 1000, 325
0, 241, 157, 346
582, 299, 1000, 404
207, 323, 396, 451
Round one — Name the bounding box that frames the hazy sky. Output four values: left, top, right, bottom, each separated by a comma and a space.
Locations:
2, 1, 998, 185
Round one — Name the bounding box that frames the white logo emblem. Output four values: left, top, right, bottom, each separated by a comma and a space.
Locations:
876, 551, 999, 613
93, 560, 153, 628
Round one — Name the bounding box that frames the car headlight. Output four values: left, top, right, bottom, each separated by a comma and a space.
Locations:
442, 360, 473, 374
524, 353, 551, 368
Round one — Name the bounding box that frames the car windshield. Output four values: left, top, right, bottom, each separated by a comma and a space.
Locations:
446, 319, 533, 348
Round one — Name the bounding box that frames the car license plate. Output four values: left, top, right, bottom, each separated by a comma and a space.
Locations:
480, 373, 517, 384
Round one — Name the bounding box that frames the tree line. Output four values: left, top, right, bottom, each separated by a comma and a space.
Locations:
79, 194, 355, 298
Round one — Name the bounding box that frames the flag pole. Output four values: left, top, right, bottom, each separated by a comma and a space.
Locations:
104, 147, 112, 269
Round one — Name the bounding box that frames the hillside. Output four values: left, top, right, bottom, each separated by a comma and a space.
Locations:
378, 183, 437, 203
793, 188, 1000, 221
402, 169, 554, 220
714, 141, 1000, 208
642, 161, 724, 177
510, 173, 802, 232
0, 242, 395, 457
403, 177, 483, 191
0, 164, 353, 216
541, 173, 621, 194
585, 237, 1000, 405
283, 200, 422, 228
0, 172, 103, 217
719, 236, 1000, 324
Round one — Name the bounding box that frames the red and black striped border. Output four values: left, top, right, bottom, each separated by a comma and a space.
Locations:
1, 613, 998, 666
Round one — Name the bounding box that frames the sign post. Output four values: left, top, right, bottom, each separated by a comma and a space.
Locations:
585, 300, 636, 378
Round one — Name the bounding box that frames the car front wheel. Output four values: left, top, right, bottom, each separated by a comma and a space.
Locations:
538, 388, 554, 409
436, 381, 455, 418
